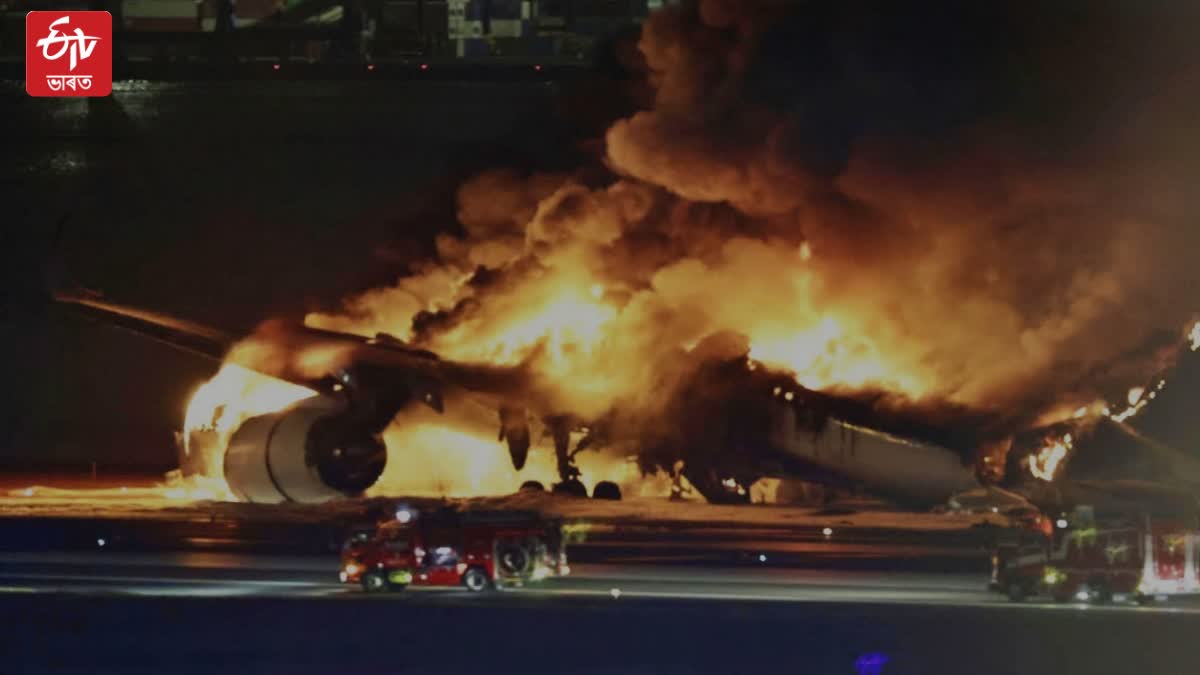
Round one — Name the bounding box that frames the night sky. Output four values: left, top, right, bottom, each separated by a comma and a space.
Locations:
3, 0, 1198, 476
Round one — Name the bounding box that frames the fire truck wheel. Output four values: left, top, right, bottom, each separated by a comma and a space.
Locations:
462, 567, 492, 592
1089, 580, 1112, 605
361, 571, 389, 593
497, 543, 533, 577
1005, 580, 1027, 603
592, 481, 622, 500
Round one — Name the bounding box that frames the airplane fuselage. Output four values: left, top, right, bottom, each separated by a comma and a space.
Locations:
765, 397, 980, 505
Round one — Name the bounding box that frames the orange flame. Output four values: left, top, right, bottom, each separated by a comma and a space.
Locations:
748, 315, 928, 395
371, 408, 670, 498
1105, 380, 1165, 423
433, 283, 616, 372
1028, 433, 1072, 482
1029, 317, 1194, 480
181, 363, 316, 494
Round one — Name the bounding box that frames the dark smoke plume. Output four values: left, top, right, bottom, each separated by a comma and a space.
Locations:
309, 0, 1200, 463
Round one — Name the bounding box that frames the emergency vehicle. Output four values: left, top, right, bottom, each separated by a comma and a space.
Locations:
990, 506, 1200, 603
339, 506, 569, 593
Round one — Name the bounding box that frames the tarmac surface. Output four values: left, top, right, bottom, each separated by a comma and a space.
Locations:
0, 487, 1190, 674
2, 550, 1199, 674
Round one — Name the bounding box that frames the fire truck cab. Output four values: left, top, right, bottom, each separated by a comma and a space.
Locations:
991, 506, 1200, 604
340, 506, 568, 593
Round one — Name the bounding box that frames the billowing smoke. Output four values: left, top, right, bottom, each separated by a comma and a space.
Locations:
306, 0, 1200, 479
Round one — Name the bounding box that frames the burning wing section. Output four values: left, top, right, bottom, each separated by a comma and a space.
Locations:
54, 292, 541, 503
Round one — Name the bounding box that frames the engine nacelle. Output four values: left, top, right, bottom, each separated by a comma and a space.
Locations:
224, 397, 387, 503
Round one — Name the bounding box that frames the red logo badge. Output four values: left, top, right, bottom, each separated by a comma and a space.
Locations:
26, 11, 112, 97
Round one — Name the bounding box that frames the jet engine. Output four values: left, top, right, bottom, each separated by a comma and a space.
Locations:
224, 397, 387, 503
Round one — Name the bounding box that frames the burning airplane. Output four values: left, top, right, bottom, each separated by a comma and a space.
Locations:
53, 289, 1200, 507
50, 0, 1200, 506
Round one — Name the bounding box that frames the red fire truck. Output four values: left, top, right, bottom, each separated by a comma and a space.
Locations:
339, 506, 569, 593
990, 508, 1200, 604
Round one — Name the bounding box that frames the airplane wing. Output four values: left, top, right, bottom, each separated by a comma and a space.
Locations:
53, 290, 533, 405
53, 290, 542, 468
53, 290, 236, 363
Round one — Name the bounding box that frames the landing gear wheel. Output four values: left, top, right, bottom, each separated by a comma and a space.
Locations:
462, 567, 491, 592
1135, 593, 1155, 606
592, 481, 622, 500
553, 479, 588, 497
361, 570, 389, 593
1090, 582, 1112, 605
1005, 580, 1027, 603
519, 480, 545, 492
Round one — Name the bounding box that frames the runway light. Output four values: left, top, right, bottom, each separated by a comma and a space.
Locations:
367, 63, 375, 71
272, 63, 280, 71
1056, 519, 1069, 529
534, 64, 542, 71
610, 587, 621, 599
822, 527, 833, 537
419, 63, 429, 71
97, 538, 106, 547
758, 554, 767, 563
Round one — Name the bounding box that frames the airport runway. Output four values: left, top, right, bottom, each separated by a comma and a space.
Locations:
1, 550, 1196, 616
0, 504, 1192, 673
2, 551, 1200, 675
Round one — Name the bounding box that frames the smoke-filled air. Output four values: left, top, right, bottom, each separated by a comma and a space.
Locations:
189, 0, 1200, 496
